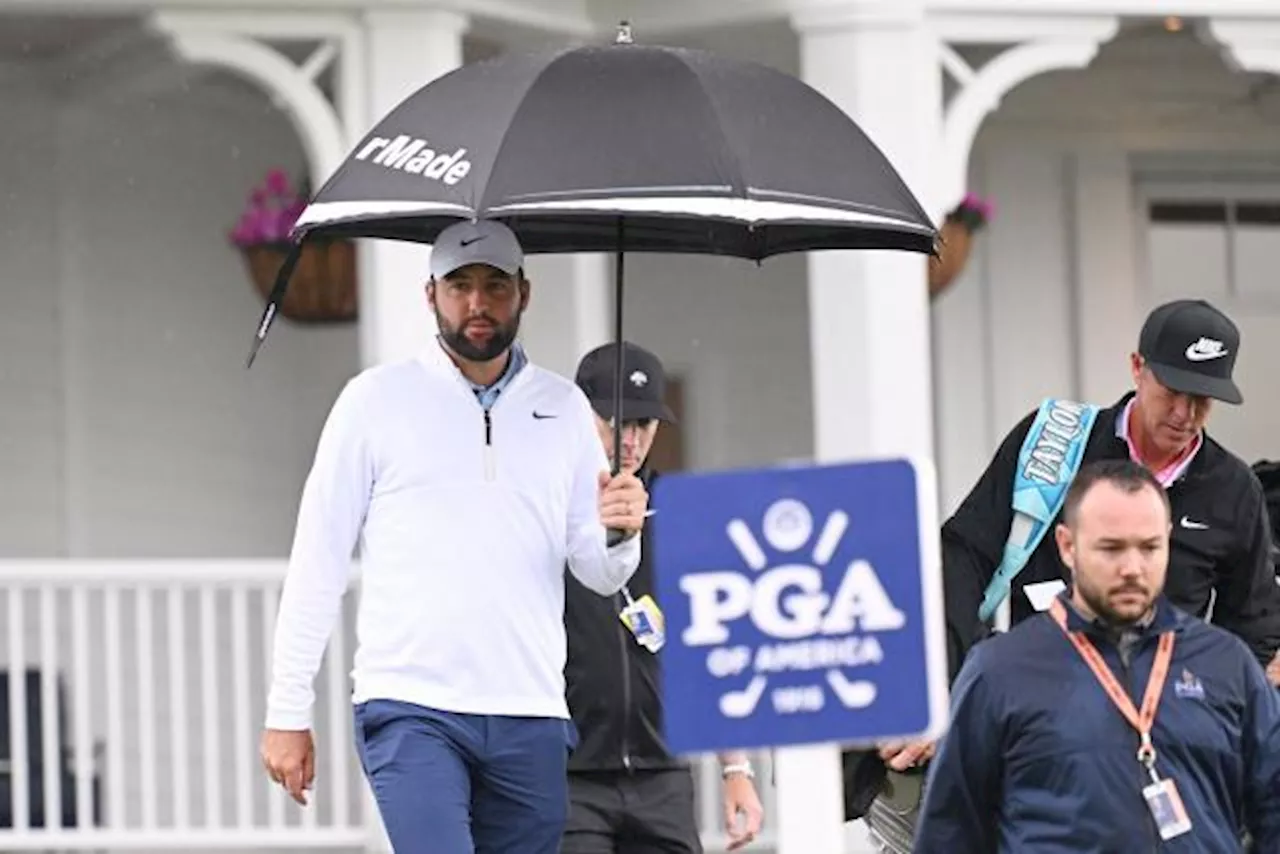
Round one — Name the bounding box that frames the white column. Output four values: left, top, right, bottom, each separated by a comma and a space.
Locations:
568, 254, 614, 366
349, 19, 468, 850
789, 3, 941, 854
796, 0, 940, 463
356, 9, 469, 368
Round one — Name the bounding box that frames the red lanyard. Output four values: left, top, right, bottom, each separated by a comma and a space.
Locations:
1049, 598, 1174, 767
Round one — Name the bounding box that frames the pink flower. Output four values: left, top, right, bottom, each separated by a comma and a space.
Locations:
264, 168, 291, 196
230, 169, 310, 247
957, 193, 996, 222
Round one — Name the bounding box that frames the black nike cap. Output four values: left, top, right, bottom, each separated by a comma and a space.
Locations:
1137, 299, 1242, 405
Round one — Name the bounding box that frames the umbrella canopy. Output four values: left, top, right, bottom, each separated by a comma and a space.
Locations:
288, 32, 935, 258
249, 27, 939, 476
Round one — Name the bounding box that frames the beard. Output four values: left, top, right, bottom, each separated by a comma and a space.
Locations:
436, 308, 521, 363
1076, 576, 1154, 627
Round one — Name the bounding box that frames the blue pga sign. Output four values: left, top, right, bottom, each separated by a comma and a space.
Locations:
650, 458, 949, 755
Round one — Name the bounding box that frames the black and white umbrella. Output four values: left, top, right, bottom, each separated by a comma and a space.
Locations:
250, 24, 938, 471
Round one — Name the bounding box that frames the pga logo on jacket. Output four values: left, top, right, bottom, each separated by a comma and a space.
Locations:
651, 459, 948, 755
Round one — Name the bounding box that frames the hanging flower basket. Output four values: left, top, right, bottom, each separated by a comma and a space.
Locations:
230, 169, 358, 324
929, 193, 995, 298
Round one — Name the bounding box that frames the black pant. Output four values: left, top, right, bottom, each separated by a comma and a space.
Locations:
561, 768, 703, 854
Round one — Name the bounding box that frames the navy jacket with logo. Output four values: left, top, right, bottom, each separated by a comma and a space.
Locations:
914, 595, 1280, 853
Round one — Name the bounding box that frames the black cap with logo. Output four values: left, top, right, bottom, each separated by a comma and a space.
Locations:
1137, 299, 1243, 405
575, 341, 677, 423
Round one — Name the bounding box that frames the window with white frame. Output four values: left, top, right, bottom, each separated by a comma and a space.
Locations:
1142, 188, 1280, 305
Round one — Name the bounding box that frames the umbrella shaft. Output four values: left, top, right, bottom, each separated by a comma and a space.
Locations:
612, 221, 625, 476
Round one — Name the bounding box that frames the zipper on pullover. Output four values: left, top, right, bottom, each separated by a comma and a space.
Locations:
483, 410, 496, 481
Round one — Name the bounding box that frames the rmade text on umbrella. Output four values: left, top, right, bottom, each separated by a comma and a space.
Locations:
356, 134, 472, 185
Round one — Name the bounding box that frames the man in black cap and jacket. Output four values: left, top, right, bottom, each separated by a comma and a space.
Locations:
562, 341, 765, 854
848, 298, 1280, 851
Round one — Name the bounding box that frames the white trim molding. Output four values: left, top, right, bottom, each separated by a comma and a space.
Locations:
791, 1, 925, 32
0, 0, 593, 36
8, 0, 1280, 41
150, 11, 350, 188
1203, 17, 1280, 76
936, 15, 1120, 215
930, 12, 1122, 44
926, 0, 1280, 16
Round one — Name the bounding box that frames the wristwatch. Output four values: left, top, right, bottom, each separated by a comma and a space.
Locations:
721, 760, 755, 780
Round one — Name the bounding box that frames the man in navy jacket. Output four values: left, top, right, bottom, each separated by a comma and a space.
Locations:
914, 459, 1280, 852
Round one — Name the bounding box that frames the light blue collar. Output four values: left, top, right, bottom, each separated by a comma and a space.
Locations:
467, 342, 527, 411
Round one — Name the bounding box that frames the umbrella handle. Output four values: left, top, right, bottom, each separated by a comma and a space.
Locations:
246, 237, 304, 368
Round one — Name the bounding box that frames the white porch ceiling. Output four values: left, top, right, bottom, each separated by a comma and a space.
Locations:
0, 8, 546, 104
0, 6, 1275, 130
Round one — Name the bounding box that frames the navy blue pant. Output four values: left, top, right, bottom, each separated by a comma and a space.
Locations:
354, 699, 577, 854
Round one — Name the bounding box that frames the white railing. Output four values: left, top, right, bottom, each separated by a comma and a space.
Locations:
0, 560, 778, 852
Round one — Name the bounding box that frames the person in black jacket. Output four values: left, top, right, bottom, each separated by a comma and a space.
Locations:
847, 298, 1280, 848
562, 342, 765, 854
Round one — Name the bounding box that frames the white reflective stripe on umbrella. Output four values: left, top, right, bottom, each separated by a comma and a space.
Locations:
293, 201, 471, 229
295, 197, 932, 232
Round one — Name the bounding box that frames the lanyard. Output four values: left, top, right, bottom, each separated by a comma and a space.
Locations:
1049, 598, 1175, 775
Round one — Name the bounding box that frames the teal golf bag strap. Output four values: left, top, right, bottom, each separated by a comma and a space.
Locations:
977, 398, 1101, 623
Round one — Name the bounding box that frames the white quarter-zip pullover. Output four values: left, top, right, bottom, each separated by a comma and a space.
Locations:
265, 341, 641, 730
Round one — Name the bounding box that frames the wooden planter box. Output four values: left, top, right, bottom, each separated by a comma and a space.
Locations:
240, 238, 358, 323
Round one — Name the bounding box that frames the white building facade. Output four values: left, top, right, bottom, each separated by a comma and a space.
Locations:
0, 0, 1278, 851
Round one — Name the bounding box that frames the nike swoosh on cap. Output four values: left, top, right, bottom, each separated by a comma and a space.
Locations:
1184, 338, 1227, 361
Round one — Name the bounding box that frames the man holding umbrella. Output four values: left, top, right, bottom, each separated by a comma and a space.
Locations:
563, 342, 765, 854
242, 34, 942, 854
260, 219, 651, 854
